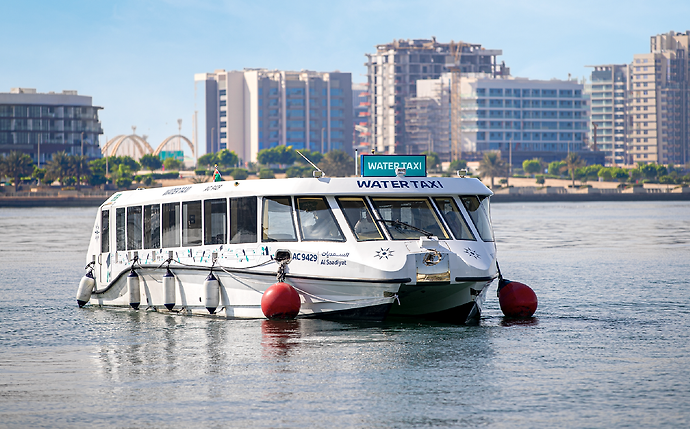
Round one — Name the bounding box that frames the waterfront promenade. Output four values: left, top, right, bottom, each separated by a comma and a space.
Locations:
0, 189, 115, 207
484, 177, 690, 202
1, 176, 688, 207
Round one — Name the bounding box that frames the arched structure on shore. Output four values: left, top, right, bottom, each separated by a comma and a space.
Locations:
102, 135, 155, 159
102, 134, 195, 160
154, 135, 195, 158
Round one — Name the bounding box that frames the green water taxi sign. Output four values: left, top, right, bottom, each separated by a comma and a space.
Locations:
360, 155, 427, 177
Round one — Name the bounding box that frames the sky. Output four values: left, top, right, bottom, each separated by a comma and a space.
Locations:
2, 0, 690, 156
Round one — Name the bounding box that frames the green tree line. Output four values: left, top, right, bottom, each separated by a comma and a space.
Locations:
0, 151, 183, 191
475, 151, 690, 188
197, 146, 360, 178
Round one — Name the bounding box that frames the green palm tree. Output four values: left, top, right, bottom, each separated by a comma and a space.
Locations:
1, 151, 34, 192
478, 151, 507, 188
46, 151, 71, 185
422, 151, 440, 172
69, 155, 92, 190
560, 153, 585, 188
318, 150, 354, 177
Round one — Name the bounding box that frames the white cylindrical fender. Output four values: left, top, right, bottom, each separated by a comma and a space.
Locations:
203, 272, 219, 314
163, 268, 176, 311
127, 270, 140, 310
76, 271, 95, 308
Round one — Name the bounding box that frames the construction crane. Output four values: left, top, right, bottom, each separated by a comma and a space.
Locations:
449, 40, 466, 162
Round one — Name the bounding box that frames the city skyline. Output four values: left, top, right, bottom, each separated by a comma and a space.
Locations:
2, 0, 689, 156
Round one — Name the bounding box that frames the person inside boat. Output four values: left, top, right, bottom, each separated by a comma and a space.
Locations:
444, 208, 462, 234
308, 212, 332, 239
354, 213, 375, 235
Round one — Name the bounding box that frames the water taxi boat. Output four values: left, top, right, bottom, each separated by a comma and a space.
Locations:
77, 155, 497, 323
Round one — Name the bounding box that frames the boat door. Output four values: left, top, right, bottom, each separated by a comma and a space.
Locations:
97, 208, 112, 284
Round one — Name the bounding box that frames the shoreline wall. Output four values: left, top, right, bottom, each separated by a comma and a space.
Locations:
1, 187, 689, 207
0, 195, 112, 207
490, 192, 690, 203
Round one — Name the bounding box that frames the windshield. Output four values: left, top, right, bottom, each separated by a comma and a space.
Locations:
433, 197, 475, 241
337, 197, 385, 241
460, 196, 494, 242
296, 197, 345, 242
370, 198, 449, 240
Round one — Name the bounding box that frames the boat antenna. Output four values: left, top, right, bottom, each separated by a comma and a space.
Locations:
295, 150, 325, 178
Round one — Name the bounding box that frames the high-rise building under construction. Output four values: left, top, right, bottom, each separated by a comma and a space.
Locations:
364, 38, 509, 157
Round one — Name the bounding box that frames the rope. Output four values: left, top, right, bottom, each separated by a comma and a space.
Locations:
496, 260, 509, 297
290, 283, 398, 306
169, 258, 396, 306
171, 257, 276, 271
216, 265, 266, 295
100, 255, 398, 308
276, 259, 288, 282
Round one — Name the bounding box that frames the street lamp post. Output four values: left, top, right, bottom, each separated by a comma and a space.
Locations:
321, 128, 325, 153
177, 119, 182, 155
76, 132, 84, 191
508, 139, 512, 187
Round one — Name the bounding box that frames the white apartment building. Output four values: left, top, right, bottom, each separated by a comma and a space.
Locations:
458, 75, 592, 165
627, 31, 690, 165
0, 88, 103, 162
586, 64, 630, 166
587, 31, 690, 166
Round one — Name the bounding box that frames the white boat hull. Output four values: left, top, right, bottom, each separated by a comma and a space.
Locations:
89, 265, 399, 321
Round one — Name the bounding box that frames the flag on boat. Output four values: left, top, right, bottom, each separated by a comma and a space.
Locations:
213, 165, 222, 182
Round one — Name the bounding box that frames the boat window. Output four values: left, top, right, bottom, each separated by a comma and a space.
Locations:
162, 202, 180, 248
262, 197, 297, 242
144, 204, 160, 249
230, 197, 258, 244
182, 201, 202, 247
370, 198, 449, 240
336, 197, 384, 241
296, 197, 345, 242
204, 199, 227, 245
101, 209, 109, 253
126, 206, 143, 250
460, 196, 495, 242
116, 208, 125, 251
433, 197, 475, 241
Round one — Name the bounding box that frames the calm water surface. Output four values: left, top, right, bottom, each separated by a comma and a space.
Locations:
0, 202, 689, 428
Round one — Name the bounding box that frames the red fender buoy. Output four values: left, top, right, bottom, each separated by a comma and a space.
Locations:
261, 282, 301, 320
498, 281, 538, 318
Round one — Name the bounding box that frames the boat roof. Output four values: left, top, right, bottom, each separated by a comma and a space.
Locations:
101, 176, 492, 208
